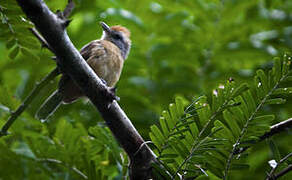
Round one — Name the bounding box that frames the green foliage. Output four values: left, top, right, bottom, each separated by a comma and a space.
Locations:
0, 1, 40, 60
150, 56, 291, 179
0, 119, 127, 179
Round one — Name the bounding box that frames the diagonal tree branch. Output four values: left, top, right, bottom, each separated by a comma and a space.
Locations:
15, 0, 156, 179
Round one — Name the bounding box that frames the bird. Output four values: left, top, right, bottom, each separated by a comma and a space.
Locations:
36, 22, 131, 121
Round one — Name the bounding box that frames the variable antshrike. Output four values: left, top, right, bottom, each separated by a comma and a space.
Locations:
36, 22, 131, 120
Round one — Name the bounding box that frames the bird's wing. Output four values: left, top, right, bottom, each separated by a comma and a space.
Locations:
80, 40, 106, 61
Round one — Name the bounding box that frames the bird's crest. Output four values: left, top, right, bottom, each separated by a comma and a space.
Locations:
111, 25, 130, 38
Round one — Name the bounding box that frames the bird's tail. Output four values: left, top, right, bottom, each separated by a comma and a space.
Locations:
36, 90, 63, 121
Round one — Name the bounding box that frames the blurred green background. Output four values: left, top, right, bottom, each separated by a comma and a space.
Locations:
0, 0, 291, 179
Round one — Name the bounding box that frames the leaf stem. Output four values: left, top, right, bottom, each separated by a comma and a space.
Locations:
0, 68, 59, 137
266, 152, 292, 180
223, 73, 290, 180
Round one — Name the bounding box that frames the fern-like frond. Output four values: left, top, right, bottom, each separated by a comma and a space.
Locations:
223, 54, 292, 179
150, 54, 291, 179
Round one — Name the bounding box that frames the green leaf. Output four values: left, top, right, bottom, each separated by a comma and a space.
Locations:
229, 105, 245, 127
195, 96, 211, 126
169, 103, 178, 122
272, 88, 292, 95
252, 115, 275, 123
150, 125, 165, 148
189, 119, 199, 137
284, 76, 292, 82
18, 38, 40, 49
150, 132, 162, 150
162, 110, 176, 130
12, 142, 36, 160
6, 37, 16, 49
282, 54, 291, 76
88, 160, 97, 180
151, 125, 165, 139
242, 90, 257, 115
273, 58, 282, 83
235, 96, 250, 120
268, 139, 281, 162
175, 96, 185, 117
223, 110, 241, 138
265, 98, 286, 105
254, 75, 265, 100
256, 69, 269, 93
169, 139, 188, 158
213, 120, 234, 141
231, 83, 249, 98
0, 86, 19, 109
160, 158, 176, 164
152, 162, 173, 179
8, 45, 19, 59
159, 117, 170, 137
169, 128, 189, 137
176, 119, 195, 128
20, 47, 39, 61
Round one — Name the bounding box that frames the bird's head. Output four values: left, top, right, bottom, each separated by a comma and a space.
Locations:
100, 22, 131, 59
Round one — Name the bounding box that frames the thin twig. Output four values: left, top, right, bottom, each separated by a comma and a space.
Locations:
37, 158, 88, 179
234, 118, 292, 155
0, 68, 59, 137
270, 164, 292, 180
29, 28, 53, 51
266, 152, 292, 180
260, 118, 292, 140
223, 73, 290, 180
63, 0, 75, 18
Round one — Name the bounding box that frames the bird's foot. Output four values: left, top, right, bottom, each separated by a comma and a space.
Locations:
109, 86, 120, 101
106, 86, 120, 109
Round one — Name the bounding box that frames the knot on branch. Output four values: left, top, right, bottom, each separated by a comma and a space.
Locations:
55, 0, 74, 28
55, 10, 72, 29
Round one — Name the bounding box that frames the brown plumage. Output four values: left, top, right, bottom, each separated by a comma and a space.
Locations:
36, 22, 131, 120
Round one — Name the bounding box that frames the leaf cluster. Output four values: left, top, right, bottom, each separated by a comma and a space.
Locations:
150, 55, 292, 179
0, 0, 40, 60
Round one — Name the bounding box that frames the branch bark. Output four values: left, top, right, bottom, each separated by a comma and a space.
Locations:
260, 118, 292, 140
15, 0, 156, 179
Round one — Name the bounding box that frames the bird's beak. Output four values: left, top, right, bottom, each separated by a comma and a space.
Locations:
100, 22, 111, 34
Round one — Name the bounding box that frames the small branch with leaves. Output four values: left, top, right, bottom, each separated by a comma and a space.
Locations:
266, 152, 292, 180
234, 118, 292, 155
0, 1, 75, 137
0, 68, 59, 137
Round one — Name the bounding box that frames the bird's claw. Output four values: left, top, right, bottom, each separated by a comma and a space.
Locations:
106, 87, 119, 109
109, 87, 120, 101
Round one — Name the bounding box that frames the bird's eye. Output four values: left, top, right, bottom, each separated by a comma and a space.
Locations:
114, 33, 122, 40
